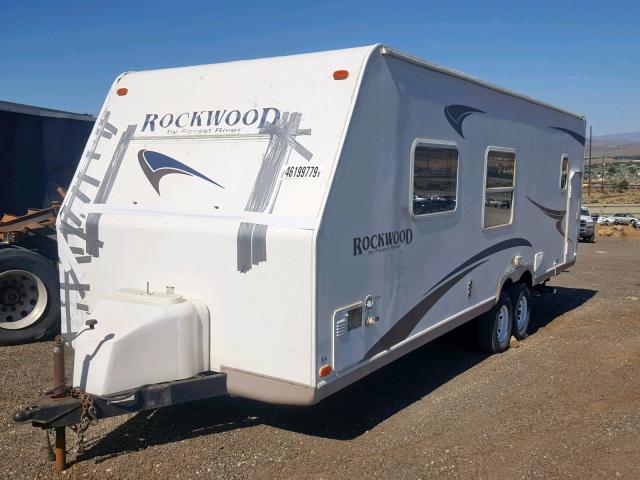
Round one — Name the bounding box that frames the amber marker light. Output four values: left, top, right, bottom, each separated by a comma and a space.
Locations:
319, 364, 333, 377
116, 87, 128, 96
333, 70, 349, 80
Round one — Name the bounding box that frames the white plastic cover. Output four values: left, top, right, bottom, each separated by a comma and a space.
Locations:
73, 289, 209, 396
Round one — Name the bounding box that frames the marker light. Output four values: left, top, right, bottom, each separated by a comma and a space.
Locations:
116, 87, 128, 96
333, 70, 349, 80
319, 364, 333, 377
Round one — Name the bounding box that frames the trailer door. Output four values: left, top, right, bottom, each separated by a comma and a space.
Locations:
564, 170, 582, 263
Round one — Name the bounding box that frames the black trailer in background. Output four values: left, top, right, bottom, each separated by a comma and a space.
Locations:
0, 101, 94, 345
0, 101, 95, 216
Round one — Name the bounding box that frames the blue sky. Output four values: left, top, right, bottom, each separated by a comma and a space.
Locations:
1, 0, 638, 135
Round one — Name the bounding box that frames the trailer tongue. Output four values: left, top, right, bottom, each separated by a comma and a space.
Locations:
13, 371, 227, 429
13, 333, 227, 471
13, 285, 221, 471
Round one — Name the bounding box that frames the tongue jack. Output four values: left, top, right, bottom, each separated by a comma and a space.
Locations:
52, 335, 67, 471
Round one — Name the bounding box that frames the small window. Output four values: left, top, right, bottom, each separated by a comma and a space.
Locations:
412, 142, 458, 216
484, 149, 516, 229
560, 156, 569, 190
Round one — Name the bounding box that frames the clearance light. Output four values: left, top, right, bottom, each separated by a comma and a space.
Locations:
319, 364, 333, 377
116, 87, 128, 96
333, 70, 349, 80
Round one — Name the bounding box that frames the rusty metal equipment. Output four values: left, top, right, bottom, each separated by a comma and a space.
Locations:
52, 336, 67, 471
0, 189, 65, 261
0, 187, 64, 240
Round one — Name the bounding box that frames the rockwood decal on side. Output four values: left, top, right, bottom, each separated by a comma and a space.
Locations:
353, 229, 413, 256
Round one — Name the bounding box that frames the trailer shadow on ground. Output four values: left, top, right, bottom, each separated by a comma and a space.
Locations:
78, 286, 596, 464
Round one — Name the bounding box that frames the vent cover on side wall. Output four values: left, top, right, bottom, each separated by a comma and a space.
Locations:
335, 318, 347, 337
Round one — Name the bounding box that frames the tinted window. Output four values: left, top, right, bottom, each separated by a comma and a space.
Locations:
485, 151, 515, 188
484, 150, 516, 229
560, 156, 569, 189
413, 144, 458, 215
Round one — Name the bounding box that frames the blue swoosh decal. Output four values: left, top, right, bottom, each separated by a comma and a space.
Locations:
444, 104, 485, 139
528, 197, 566, 236
138, 150, 224, 194
550, 127, 586, 146
365, 237, 533, 360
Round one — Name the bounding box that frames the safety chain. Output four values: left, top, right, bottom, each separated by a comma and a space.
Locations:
68, 388, 97, 454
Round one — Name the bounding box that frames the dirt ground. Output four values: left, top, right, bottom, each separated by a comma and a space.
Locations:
1, 237, 639, 480
583, 187, 640, 204
597, 224, 640, 240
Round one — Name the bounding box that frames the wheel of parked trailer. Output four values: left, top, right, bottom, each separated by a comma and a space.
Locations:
0, 248, 60, 346
508, 283, 531, 340
476, 290, 513, 353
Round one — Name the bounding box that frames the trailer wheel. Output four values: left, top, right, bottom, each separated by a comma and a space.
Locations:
476, 290, 513, 353
0, 248, 60, 345
508, 283, 531, 340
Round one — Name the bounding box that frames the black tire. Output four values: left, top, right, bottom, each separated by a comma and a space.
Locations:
476, 290, 513, 353
0, 248, 60, 345
507, 283, 531, 340
588, 234, 596, 243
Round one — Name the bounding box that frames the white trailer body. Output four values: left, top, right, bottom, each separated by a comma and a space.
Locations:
58, 45, 585, 405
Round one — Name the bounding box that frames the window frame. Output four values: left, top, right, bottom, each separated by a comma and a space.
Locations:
409, 138, 460, 220
482, 146, 517, 230
559, 154, 569, 190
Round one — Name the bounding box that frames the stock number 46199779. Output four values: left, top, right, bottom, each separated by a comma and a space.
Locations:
283, 166, 320, 178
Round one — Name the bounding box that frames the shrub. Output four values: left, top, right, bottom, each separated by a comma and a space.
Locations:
616, 179, 629, 192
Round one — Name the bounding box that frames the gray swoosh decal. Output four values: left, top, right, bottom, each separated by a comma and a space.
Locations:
365, 260, 488, 359
425, 238, 533, 296
444, 104, 485, 139
528, 197, 566, 236
550, 127, 585, 146
365, 237, 533, 360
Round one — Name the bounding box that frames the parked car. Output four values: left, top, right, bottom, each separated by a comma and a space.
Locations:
597, 216, 613, 226
579, 207, 595, 242
608, 213, 638, 225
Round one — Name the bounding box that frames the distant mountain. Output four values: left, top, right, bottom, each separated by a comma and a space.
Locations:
590, 131, 640, 158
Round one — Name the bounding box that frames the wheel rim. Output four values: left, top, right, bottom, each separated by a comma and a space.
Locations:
0, 270, 48, 330
496, 305, 510, 344
516, 296, 528, 332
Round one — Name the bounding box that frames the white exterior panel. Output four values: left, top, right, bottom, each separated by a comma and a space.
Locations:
58, 44, 584, 404
58, 46, 373, 390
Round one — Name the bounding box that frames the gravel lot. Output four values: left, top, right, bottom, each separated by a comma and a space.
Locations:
1, 236, 639, 479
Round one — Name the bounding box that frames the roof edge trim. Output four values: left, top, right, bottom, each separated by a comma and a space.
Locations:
380, 46, 585, 121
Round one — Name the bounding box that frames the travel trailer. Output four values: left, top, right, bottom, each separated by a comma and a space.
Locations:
15, 44, 585, 445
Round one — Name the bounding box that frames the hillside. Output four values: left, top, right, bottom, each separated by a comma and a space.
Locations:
591, 131, 640, 158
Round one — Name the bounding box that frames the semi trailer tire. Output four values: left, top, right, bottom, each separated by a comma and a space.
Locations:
476, 290, 513, 353
508, 283, 531, 340
0, 248, 60, 345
